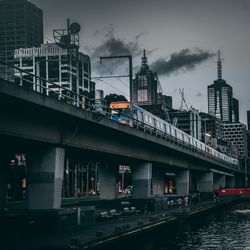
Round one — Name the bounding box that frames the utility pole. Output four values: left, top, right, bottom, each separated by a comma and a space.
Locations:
100, 55, 133, 109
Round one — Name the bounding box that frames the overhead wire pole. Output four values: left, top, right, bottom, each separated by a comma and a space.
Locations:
100, 55, 133, 110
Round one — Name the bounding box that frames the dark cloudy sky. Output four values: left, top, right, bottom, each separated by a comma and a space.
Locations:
30, 0, 250, 124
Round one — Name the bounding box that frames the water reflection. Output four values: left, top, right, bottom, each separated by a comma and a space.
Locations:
98, 202, 250, 250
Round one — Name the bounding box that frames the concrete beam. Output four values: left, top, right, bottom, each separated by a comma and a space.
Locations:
98, 163, 118, 200
27, 147, 65, 209
133, 162, 152, 199
176, 170, 189, 196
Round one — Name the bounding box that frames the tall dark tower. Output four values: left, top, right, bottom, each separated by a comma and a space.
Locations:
207, 51, 233, 122
217, 50, 222, 79
0, 0, 43, 77
132, 49, 157, 106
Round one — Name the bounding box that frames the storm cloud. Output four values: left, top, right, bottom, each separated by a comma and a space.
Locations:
150, 49, 215, 76
91, 26, 143, 59
90, 27, 145, 73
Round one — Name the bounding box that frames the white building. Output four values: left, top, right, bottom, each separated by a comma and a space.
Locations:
14, 43, 94, 105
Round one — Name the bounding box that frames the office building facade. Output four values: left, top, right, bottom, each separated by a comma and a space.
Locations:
168, 108, 201, 140
222, 123, 247, 159
14, 43, 94, 107
207, 51, 237, 123
133, 50, 158, 106
0, 0, 43, 77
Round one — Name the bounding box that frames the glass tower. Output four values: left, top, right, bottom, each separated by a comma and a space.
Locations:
0, 0, 43, 77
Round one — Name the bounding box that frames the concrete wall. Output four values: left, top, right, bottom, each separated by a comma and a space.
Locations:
27, 147, 65, 209
176, 170, 189, 195
226, 176, 235, 188
196, 171, 214, 192
152, 167, 165, 196
213, 173, 226, 190
133, 162, 152, 199
98, 163, 118, 200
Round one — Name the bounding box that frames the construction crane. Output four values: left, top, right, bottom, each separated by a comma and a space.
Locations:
179, 88, 192, 111
154, 72, 170, 122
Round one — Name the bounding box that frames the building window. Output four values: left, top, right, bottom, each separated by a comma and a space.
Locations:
138, 89, 147, 102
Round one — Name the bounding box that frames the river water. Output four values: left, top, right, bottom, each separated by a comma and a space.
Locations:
102, 202, 250, 250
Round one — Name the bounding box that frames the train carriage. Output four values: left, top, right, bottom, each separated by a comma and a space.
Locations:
108, 101, 239, 168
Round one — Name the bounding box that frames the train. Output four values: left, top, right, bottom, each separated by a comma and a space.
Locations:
108, 101, 239, 167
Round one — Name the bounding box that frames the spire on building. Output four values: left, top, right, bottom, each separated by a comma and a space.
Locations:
141, 49, 148, 69
217, 50, 222, 79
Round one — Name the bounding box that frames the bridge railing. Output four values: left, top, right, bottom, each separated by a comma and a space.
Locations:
0, 60, 96, 111
0, 61, 239, 170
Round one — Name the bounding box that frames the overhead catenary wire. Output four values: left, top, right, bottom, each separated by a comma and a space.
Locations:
96, 61, 129, 88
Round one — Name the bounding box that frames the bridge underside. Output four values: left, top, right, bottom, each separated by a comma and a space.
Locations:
0, 79, 248, 209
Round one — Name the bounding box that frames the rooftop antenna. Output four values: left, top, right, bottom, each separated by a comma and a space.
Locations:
217, 50, 222, 79
141, 49, 148, 69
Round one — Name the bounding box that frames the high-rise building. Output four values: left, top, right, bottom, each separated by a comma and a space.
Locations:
157, 94, 172, 109
222, 122, 247, 159
247, 110, 250, 130
14, 43, 94, 107
232, 98, 239, 122
199, 112, 223, 140
0, 0, 43, 77
132, 50, 158, 106
168, 108, 201, 140
207, 51, 234, 122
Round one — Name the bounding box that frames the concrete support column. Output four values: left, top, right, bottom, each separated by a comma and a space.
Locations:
0, 156, 9, 210
28, 147, 65, 209
133, 162, 152, 199
213, 174, 226, 190
98, 163, 118, 200
197, 171, 213, 192
152, 167, 165, 196
176, 170, 189, 195
226, 176, 235, 188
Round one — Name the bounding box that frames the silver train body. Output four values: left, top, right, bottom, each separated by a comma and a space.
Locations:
131, 104, 239, 167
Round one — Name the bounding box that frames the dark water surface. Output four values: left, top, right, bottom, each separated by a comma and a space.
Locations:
98, 202, 250, 250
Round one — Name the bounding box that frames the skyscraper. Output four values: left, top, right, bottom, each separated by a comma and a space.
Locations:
247, 110, 250, 130
232, 98, 239, 122
132, 50, 158, 106
207, 51, 233, 122
222, 123, 247, 159
0, 0, 43, 77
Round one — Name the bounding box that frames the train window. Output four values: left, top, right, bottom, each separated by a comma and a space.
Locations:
152, 118, 156, 126
166, 124, 170, 134
137, 111, 142, 121
145, 115, 148, 123
156, 120, 160, 128
149, 117, 152, 124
